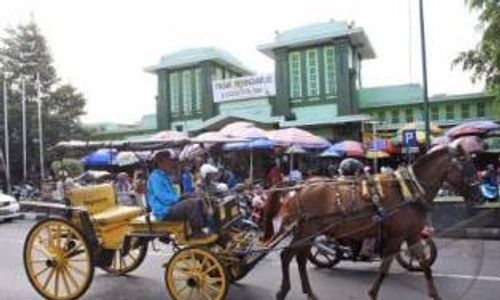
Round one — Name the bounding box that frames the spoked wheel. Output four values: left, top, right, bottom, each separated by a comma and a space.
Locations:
23, 218, 94, 300
101, 238, 147, 275
396, 238, 438, 272
165, 247, 228, 300
307, 238, 341, 269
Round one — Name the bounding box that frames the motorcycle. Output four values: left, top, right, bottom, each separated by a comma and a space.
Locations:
308, 227, 437, 272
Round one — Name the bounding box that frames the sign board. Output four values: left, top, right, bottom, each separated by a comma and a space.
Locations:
402, 129, 418, 148
212, 74, 275, 103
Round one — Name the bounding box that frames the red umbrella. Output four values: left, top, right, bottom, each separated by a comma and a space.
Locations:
219, 122, 255, 136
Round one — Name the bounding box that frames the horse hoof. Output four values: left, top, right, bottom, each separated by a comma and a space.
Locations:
276, 291, 286, 300
307, 294, 319, 300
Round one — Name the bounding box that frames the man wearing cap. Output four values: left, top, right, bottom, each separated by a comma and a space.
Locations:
148, 150, 206, 236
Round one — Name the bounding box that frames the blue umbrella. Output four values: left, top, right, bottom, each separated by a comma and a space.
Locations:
81, 148, 117, 167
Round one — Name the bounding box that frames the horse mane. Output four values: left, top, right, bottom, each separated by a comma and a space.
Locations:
412, 145, 449, 170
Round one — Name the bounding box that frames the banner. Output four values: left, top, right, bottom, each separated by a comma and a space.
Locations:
212, 73, 275, 103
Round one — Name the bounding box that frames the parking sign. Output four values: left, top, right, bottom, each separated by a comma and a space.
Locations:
402, 129, 418, 148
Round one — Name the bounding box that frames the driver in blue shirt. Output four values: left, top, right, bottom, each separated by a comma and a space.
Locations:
147, 150, 206, 236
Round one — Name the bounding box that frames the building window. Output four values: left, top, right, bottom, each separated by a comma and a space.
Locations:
405, 108, 414, 123
431, 106, 439, 121
182, 70, 192, 115
377, 111, 385, 122
169, 72, 180, 115
477, 102, 485, 117
288, 51, 302, 99
306, 49, 319, 97
461, 103, 470, 119
391, 110, 399, 124
324, 46, 337, 96
445, 104, 454, 120
194, 68, 202, 113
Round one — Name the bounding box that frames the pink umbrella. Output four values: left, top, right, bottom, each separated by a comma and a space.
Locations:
151, 130, 188, 142
191, 131, 248, 143
446, 121, 500, 139
266, 128, 330, 149
454, 136, 486, 154
219, 122, 255, 136
226, 126, 268, 139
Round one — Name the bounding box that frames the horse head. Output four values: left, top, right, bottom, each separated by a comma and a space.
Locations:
413, 138, 482, 204
445, 138, 482, 203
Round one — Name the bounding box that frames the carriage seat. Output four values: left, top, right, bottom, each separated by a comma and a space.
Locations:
130, 215, 185, 234
66, 183, 143, 226
92, 206, 143, 225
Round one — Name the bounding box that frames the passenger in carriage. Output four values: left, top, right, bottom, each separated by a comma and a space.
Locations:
147, 150, 208, 237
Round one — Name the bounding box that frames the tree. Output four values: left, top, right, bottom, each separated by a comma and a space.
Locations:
453, 0, 500, 97
0, 21, 87, 181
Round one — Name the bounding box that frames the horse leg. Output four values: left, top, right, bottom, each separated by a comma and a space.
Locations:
409, 237, 442, 300
368, 237, 401, 300
276, 248, 296, 300
296, 247, 318, 300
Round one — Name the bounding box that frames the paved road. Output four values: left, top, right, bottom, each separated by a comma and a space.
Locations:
1, 219, 500, 300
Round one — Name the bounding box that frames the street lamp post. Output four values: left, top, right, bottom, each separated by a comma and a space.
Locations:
419, 0, 431, 150
36, 73, 45, 180
2, 73, 11, 193
21, 76, 27, 181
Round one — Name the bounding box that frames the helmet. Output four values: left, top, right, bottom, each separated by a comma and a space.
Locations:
339, 158, 364, 176
200, 164, 218, 179
216, 183, 229, 192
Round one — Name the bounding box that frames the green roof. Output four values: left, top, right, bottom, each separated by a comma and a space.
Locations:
145, 47, 253, 75
258, 20, 375, 59
359, 84, 495, 109
359, 84, 423, 109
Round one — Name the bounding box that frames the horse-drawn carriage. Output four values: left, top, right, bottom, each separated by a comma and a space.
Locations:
21, 140, 278, 300
21, 137, 483, 300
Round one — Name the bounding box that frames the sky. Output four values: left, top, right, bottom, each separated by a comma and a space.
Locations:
0, 0, 483, 124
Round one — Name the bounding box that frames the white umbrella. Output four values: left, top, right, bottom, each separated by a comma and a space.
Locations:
114, 151, 140, 166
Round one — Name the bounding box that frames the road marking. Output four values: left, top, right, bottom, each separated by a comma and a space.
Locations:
426, 273, 500, 282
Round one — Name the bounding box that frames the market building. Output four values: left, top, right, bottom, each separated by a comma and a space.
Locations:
139, 20, 499, 141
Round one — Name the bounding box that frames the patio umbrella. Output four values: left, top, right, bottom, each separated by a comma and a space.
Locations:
114, 151, 140, 167
81, 148, 117, 167
219, 121, 255, 136
227, 126, 268, 139
151, 130, 188, 142
266, 127, 331, 149
223, 138, 275, 182
329, 140, 365, 157
446, 121, 500, 139
191, 131, 249, 144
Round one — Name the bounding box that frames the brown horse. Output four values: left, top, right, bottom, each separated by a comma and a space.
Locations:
262, 141, 481, 300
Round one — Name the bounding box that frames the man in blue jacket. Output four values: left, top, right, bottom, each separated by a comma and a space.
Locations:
147, 150, 206, 235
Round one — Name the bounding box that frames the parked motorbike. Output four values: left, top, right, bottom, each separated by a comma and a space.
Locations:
308, 227, 437, 272
12, 183, 40, 201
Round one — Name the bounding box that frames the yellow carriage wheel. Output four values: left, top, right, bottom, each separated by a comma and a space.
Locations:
102, 238, 148, 275
23, 218, 94, 300
165, 247, 228, 300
